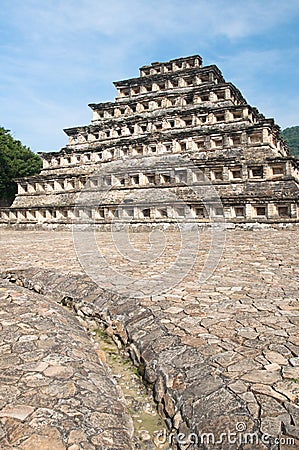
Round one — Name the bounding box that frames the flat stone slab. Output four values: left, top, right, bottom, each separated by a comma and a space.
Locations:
0, 279, 134, 449
1, 229, 299, 449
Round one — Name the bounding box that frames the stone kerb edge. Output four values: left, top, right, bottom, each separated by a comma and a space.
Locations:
1, 268, 262, 449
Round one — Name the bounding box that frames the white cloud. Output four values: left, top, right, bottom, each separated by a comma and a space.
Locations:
7, 0, 299, 41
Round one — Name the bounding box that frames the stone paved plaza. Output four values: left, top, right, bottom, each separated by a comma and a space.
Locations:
0, 228, 299, 449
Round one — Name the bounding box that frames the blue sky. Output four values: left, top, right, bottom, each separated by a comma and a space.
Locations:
0, 0, 298, 153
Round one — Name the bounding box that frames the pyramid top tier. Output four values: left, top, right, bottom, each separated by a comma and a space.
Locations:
112, 55, 224, 100
139, 55, 202, 77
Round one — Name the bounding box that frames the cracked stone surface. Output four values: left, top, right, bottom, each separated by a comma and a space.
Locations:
0, 279, 134, 449
1, 228, 299, 449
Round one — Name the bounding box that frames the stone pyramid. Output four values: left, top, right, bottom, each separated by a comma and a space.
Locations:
2, 54, 299, 228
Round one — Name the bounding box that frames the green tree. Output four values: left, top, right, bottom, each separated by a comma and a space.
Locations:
0, 127, 42, 206
282, 126, 299, 158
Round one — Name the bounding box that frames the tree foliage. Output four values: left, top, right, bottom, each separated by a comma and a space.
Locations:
282, 126, 299, 158
0, 127, 42, 206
